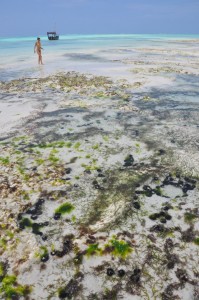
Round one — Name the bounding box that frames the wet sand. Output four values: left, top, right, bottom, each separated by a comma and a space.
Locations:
0, 38, 199, 300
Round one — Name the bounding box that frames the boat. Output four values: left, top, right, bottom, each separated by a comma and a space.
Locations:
47, 32, 59, 40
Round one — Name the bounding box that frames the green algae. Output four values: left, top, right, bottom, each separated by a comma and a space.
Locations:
86, 244, 101, 256
193, 237, 199, 246
106, 238, 132, 258
0, 275, 31, 300
71, 215, 76, 222
0, 157, 10, 165
92, 144, 100, 150
74, 142, 81, 150
36, 141, 72, 149
20, 191, 30, 200
6, 231, 14, 239
103, 135, 109, 142
184, 212, 198, 223
94, 91, 106, 98
0, 265, 3, 277
81, 163, 99, 171
55, 203, 74, 215
135, 143, 141, 154
0, 239, 7, 251
49, 153, 59, 164
35, 158, 45, 165
40, 246, 48, 259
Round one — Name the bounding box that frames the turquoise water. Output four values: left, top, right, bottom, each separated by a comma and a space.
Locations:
0, 34, 199, 81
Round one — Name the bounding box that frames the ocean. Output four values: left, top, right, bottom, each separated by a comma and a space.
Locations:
1, 34, 199, 81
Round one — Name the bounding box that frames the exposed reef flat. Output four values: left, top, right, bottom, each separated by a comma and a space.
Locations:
0, 69, 199, 300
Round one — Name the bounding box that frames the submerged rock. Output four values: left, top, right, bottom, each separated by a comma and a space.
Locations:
176, 269, 189, 283
107, 268, 115, 276
132, 201, 141, 209
58, 279, 81, 299
150, 224, 167, 233
130, 268, 141, 284
123, 154, 134, 167
41, 254, 49, 263
54, 213, 61, 220
118, 269, 125, 277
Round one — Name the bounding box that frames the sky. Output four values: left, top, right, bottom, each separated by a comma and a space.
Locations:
0, 0, 199, 37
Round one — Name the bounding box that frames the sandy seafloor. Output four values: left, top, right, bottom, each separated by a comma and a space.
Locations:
0, 35, 199, 300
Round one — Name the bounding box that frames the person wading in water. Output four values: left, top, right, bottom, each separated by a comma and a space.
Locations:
34, 37, 44, 65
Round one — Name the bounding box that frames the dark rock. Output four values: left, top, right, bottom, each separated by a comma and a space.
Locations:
124, 154, 134, 167
147, 234, 156, 243
19, 223, 25, 230
164, 238, 174, 252
182, 183, 195, 193
41, 254, 49, 263
58, 289, 68, 299
62, 177, 71, 181
160, 217, 167, 224
149, 213, 160, 221
167, 261, 175, 269
164, 213, 172, 220
132, 202, 141, 209
31, 215, 38, 220
107, 268, 115, 276
54, 213, 61, 220
143, 185, 152, 191
144, 190, 153, 197
130, 268, 141, 283
65, 168, 72, 174
178, 180, 184, 186
42, 235, 48, 241
135, 130, 139, 136
176, 269, 189, 283
158, 149, 166, 155
181, 226, 195, 243
17, 213, 23, 221
150, 224, 166, 233
58, 279, 80, 299
32, 223, 42, 235
159, 211, 166, 217
118, 269, 125, 277
135, 190, 143, 195
98, 173, 105, 178
84, 170, 91, 174
36, 198, 45, 206
26, 207, 37, 215
63, 240, 73, 254
92, 180, 100, 189
74, 253, 83, 265
184, 177, 196, 185
55, 250, 65, 258
163, 204, 173, 211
